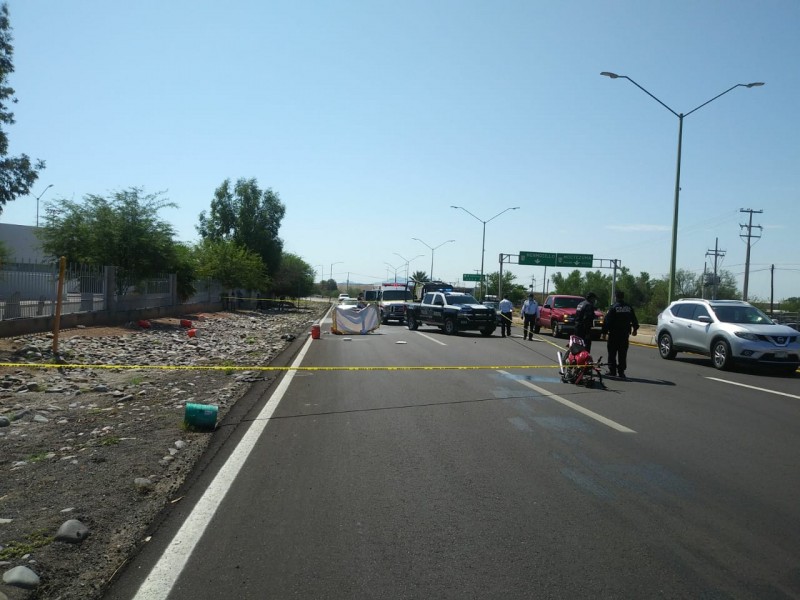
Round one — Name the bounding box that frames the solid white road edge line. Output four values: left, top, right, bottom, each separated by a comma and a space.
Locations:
706, 376, 800, 400
132, 336, 314, 600
500, 370, 636, 433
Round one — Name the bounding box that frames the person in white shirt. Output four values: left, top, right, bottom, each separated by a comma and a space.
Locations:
521, 293, 539, 341
498, 295, 513, 337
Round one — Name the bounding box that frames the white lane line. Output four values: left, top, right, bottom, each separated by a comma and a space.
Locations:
132, 337, 313, 599
500, 370, 636, 433
706, 377, 800, 400
414, 331, 447, 346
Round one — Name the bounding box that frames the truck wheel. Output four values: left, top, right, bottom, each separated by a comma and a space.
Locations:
480, 326, 495, 337
444, 318, 457, 335
407, 314, 419, 331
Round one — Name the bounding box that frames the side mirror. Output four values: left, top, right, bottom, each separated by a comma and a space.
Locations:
697, 315, 712, 324
544, 304, 551, 309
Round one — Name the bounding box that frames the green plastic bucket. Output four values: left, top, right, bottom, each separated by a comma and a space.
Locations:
184, 402, 218, 431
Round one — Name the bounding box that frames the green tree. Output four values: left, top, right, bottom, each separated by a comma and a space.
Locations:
411, 270, 429, 283
674, 268, 700, 298
272, 253, 315, 298
197, 178, 286, 278
714, 269, 740, 300
194, 239, 267, 290
551, 270, 583, 295
781, 297, 800, 312
172, 242, 197, 302
486, 271, 527, 303
583, 270, 612, 309
0, 3, 45, 215
38, 188, 181, 294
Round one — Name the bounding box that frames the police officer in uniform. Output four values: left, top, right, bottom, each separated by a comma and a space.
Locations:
602, 290, 639, 380
574, 292, 598, 352
498, 294, 513, 338
521, 293, 539, 340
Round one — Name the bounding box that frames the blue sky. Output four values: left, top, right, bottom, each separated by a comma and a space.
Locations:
3, 1, 799, 301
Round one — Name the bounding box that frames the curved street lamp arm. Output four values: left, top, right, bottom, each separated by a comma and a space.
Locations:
450, 205, 483, 224
433, 239, 455, 251
412, 237, 432, 250
684, 82, 764, 118
601, 72, 765, 119
486, 207, 520, 224
602, 72, 679, 117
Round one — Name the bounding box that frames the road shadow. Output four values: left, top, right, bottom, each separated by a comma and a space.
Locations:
672, 356, 797, 378
603, 374, 676, 386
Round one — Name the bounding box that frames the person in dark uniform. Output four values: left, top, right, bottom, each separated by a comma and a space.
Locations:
601, 290, 639, 380
574, 292, 598, 352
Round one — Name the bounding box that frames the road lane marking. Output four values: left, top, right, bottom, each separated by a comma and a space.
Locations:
499, 370, 636, 433
131, 330, 314, 599
414, 331, 447, 346
706, 377, 800, 400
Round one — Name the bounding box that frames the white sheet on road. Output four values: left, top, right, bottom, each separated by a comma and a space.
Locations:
331, 304, 380, 334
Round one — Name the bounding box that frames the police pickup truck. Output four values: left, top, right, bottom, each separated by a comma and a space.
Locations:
406, 290, 497, 336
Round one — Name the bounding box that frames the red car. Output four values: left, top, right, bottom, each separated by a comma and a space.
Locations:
535, 294, 604, 339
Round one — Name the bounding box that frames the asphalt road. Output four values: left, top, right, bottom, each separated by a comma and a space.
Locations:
105, 317, 800, 600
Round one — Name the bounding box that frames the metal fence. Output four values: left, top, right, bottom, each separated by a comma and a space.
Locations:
0, 260, 222, 321
0, 261, 107, 320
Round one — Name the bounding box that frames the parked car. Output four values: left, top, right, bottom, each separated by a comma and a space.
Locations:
656, 298, 800, 374
337, 293, 350, 301
338, 298, 359, 309
536, 294, 604, 339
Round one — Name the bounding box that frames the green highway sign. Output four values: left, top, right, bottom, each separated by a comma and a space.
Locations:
462, 273, 483, 281
519, 251, 557, 267
556, 253, 594, 268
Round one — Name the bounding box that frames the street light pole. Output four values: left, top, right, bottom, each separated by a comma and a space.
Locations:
600, 72, 764, 303
34, 184, 53, 228
451, 206, 520, 300
393, 252, 424, 284
384, 262, 402, 284
412, 238, 454, 281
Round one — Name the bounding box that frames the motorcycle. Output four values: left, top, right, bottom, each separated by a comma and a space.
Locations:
557, 334, 604, 388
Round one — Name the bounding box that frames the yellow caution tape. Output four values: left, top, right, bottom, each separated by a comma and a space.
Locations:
0, 362, 562, 372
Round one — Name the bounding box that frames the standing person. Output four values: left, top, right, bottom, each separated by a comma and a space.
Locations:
574, 292, 598, 352
498, 294, 513, 338
521, 293, 539, 340
602, 290, 639, 380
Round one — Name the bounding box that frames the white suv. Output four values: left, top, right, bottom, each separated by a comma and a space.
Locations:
656, 299, 800, 374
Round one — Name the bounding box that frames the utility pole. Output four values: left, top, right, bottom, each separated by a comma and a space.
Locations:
705, 238, 726, 300
770, 264, 775, 316
739, 208, 763, 301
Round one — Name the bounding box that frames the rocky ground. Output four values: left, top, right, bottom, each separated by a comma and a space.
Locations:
0, 304, 328, 600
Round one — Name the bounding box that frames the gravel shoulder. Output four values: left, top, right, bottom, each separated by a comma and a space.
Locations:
0, 305, 328, 600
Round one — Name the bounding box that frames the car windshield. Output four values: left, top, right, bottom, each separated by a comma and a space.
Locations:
446, 294, 479, 305
712, 305, 773, 325
554, 297, 582, 309
382, 290, 413, 301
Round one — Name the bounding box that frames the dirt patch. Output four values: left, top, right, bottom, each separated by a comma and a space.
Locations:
0, 306, 328, 599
